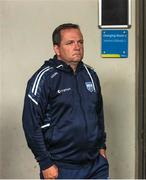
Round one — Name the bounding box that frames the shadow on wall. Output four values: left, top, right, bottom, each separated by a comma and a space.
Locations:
1, 104, 39, 179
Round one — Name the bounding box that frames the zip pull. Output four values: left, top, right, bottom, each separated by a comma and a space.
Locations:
41, 123, 50, 129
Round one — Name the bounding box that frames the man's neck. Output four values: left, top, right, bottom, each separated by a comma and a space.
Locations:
56, 57, 79, 72
67, 61, 79, 73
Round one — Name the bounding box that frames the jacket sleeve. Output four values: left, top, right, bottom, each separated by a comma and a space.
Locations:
94, 72, 107, 149
22, 76, 54, 170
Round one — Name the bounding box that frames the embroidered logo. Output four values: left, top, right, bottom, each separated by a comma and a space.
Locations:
57, 88, 71, 94
85, 82, 94, 92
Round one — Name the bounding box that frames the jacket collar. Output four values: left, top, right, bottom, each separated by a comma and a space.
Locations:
45, 55, 84, 73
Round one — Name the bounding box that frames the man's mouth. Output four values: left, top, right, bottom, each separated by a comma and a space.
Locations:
73, 53, 81, 56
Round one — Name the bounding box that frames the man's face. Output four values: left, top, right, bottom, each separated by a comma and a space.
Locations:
53, 28, 84, 63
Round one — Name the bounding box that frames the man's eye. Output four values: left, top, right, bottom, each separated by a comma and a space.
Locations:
65, 41, 73, 45
79, 40, 84, 44
65, 40, 84, 45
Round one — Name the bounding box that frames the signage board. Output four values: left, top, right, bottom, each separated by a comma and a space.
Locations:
101, 30, 128, 58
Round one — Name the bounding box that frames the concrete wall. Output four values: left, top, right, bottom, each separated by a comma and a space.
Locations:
0, 0, 136, 178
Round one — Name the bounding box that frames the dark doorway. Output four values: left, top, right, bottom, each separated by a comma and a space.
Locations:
137, 0, 146, 178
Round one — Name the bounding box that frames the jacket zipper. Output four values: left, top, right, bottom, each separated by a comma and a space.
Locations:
74, 72, 88, 146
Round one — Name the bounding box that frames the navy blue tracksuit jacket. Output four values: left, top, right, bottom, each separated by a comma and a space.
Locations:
22, 56, 106, 171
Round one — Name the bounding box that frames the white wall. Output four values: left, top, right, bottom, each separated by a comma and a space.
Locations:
0, 0, 136, 178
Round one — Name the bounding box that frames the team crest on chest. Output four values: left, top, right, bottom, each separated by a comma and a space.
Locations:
85, 82, 94, 92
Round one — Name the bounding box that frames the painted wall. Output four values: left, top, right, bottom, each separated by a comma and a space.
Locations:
0, 0, 136, 178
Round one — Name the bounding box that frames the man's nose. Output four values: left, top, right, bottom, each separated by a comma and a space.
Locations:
74, 42, 80, 50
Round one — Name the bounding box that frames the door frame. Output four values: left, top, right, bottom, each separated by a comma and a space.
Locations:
136, 0, 146, 178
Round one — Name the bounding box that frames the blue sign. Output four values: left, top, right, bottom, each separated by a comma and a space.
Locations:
101, 30, 128, 58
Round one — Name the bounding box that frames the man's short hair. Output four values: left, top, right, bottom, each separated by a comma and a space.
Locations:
52, 23, 80, 46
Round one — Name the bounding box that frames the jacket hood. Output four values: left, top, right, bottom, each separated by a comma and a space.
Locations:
44, 55, 84, 73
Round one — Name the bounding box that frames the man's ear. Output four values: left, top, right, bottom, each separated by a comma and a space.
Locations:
53, 45, 60, 56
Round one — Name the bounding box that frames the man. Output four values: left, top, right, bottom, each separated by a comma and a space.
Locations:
22, 23, 109, 179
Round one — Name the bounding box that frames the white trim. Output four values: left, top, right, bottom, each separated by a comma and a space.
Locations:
99, 0, 102, 27
84, 64, 96, 92
99, 25, 130, 29
56, 65, 63, 68
128, 0, 132, 26
41, 123, 50, 129
28, 94, 38, 105
32, 66, 50, 94
34, 67, 53, 95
